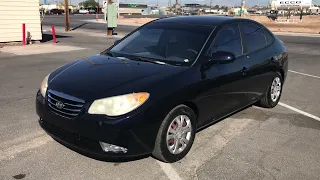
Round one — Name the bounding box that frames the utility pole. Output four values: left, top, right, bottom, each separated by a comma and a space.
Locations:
240, 0, 245, 16
98, 0, 100, 13
64, 0, 70, 31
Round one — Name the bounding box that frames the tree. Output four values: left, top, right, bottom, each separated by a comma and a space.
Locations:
221, 6, 229, 12
214, 5, 219, 9
79, 0, 98, 9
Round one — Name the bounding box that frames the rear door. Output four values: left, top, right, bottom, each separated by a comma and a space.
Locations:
239, 22, 277, 102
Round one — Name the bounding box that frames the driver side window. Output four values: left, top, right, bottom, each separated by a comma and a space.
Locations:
207, 24, 243, 57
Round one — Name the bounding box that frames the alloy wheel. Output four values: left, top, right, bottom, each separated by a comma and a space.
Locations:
270, 77, 282, 102
166, 115, 192, 155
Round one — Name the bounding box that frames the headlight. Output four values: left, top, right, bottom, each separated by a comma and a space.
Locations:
88, 92, 150, 116
40, 74, 49, 97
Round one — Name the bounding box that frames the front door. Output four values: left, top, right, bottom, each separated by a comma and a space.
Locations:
195, 23, 250, 126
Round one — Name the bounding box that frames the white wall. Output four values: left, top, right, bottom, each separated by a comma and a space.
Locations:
0, 0, 42, 43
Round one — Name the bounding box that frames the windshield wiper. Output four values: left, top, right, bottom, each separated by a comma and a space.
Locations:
130, 56, 168, 65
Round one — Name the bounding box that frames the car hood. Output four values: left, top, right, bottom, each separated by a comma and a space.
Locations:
48, 54, 184, 101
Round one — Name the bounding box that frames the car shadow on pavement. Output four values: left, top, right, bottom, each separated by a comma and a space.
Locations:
41, 33, 71, 43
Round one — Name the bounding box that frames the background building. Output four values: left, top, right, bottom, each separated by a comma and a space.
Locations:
0, 0, 42, 43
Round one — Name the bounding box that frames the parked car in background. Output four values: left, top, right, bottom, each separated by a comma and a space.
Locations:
36, 16, 288, 163
47, 8, 64, 15
78, 9, 89, 14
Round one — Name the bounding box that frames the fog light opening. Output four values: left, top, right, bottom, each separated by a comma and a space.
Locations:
99, 142, 128, 153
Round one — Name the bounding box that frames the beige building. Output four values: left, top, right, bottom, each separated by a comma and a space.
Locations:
0, 0, 42, 43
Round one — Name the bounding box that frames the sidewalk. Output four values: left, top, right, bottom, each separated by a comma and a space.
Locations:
0, 43, 86, 56
42, 25, 126, 39
273, 32, 320, 37
82, 19, 141, 27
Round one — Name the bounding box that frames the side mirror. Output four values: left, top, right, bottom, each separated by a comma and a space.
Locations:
114, 40, 120, 45
201, 51, 235, 72
209, 51, 235, 64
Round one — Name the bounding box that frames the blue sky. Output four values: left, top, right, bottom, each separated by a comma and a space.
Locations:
40, 0, 268, 6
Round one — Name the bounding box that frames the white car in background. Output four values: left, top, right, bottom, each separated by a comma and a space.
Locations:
78, 9, 89, 14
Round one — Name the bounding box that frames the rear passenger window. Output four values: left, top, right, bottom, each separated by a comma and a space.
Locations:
242, 23, 267, 52
263, 28, 274, 45
208, 24, 243, 57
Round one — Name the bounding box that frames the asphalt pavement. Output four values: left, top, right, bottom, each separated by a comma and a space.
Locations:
0, 31, 320, 180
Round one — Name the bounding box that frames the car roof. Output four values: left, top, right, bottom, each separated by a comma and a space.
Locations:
153, 15, 241, 27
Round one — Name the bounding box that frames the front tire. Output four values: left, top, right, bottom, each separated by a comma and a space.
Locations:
257, 72, 283, 108
152, 105, 197, 163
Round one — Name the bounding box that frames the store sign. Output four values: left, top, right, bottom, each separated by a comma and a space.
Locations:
128, 4, 139, 7
275, 0, 312, 9
279, 1, 301, 5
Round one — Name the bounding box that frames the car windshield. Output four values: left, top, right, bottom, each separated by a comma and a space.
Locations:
106, 22, 214, 66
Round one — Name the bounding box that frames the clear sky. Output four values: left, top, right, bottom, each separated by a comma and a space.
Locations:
40, 0, 269, 6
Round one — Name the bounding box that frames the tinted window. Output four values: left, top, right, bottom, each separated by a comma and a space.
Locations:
208, 24, 242, 57
242, 23, 267, 52
108, 22, 213, 66
119, 28, 162, 53
263, 28, 274, 45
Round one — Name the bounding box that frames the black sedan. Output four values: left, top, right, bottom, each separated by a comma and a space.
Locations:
36, 16, 288, 163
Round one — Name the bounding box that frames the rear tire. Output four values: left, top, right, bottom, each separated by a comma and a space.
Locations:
152, 105, 196, 163
257, 72, 283, 108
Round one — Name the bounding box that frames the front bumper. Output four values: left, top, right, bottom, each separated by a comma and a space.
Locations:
36, 90, 161, 159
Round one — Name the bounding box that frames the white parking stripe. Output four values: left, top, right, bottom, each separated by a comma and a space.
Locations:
279, 102, 320, 122
289, 70, 320, 79
157, 161, 183, 180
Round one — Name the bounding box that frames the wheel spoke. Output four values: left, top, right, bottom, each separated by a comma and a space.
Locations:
182, 125, 191, 134
167, 134, 175, 140
169, 127, 176, 134
180, 137, 188, 146
173, 139, 179, 154
177, 116, 183, 127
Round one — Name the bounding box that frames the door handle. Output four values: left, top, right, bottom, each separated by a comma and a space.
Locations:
271, 56, 279, 62
271, 57, 275, 62
241, 67, 248, 75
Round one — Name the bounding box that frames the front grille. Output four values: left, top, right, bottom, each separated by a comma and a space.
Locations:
47, 90, 85, 119
39, 119, 102, 153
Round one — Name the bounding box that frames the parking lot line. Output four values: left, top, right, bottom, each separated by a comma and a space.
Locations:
279, 102, 320, 122
157, 161, 183, 180
289, 70, 320, 79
